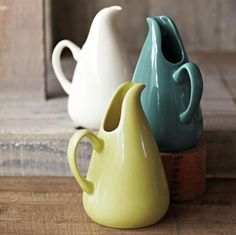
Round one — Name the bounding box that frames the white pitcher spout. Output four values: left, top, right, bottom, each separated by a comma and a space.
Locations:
102, 5, 122, 14
108, 5, 122, 11
95, 5, 122, 21
84, 5, 123, 46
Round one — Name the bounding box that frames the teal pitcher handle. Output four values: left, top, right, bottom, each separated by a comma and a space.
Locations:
173, 62, 203, 124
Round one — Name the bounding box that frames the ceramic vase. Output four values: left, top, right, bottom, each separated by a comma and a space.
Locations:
52, 6, 131, 129
132, 16, 203, 152
67, 82, 169, 228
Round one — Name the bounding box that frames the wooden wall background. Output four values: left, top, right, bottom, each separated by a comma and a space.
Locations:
0, 0, 45, 100
51, 0, 236, 53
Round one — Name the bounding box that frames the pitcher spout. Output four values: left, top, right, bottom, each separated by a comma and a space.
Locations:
124, 83, 145, 103
105, 5, 122, 15
146, 16, 185, 64
102, 82, 145, 132
93, 5, 122, 23
121, 83, 145, 120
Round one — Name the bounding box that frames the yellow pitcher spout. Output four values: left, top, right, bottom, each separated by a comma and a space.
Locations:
102, 82, 145, 132
122, 82, 145, 107
118, 82, 147, 132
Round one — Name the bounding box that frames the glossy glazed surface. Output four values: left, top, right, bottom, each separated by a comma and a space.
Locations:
132, 16, 203, 152
52, 6, 131, 129
67, 82, 169, 228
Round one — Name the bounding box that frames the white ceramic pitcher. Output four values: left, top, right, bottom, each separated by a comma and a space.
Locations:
52, 6, 132, 129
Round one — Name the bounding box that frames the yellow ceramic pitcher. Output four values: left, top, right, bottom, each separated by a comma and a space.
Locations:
67, 82, 169, 228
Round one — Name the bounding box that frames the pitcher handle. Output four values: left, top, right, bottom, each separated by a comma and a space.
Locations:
173, 62, 203, 124
67, 130, 104, 194
52, 40, 81, 95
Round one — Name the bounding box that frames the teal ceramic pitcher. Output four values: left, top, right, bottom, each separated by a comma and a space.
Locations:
132, 16, 203, 152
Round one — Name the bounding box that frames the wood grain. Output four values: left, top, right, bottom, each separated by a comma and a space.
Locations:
0, 177, 235, 234
0, 0, 45, 100
147, 0, 236, 51
161, 142, 206, 202
149, 0, 221, 50
49, 0, 236, 53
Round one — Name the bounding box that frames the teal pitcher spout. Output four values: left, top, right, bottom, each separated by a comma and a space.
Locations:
133, 15, 203, 152
156, 16, 187, 62
146, 16, 186, 64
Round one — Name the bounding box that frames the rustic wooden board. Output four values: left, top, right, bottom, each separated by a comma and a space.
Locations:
0, 177, 235, 234
1, 53, 236, 176
0, 129, 236, 177
0, 0, 45, 100
161, 142, 206, 202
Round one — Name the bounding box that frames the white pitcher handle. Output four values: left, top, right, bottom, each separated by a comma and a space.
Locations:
52, 40, 81, 95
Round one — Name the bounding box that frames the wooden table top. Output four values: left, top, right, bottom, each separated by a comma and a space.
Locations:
0, 177, 236, 234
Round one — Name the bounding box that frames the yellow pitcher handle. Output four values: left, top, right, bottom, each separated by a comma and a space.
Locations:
67, 130, 104, 194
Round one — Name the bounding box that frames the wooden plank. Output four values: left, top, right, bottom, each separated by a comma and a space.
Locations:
200, 69, 233, 103
0, 135, 91, 176
0, 177, 80, 193
205, 130, 236, 175
189, 52, 217, 68
219, 68, 236, 105
44, 0, 52, 68
161, 143, 206, 202
207, 178, 236, 194
44, 0, 54, 98
220, 0, 236, 50
0, 0, 45, 100
178, 224, 236, 235
0, 202, 176, 234
173, 205, 236, 224
208, 52, 236, 69
1, 52, 236, 176
0, 128, 236, 177
0, 177, 234, 194
0, 177, 235, 234
0, 98, 90, 177
225, 73, 236, 102
0, 204, 176, 235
